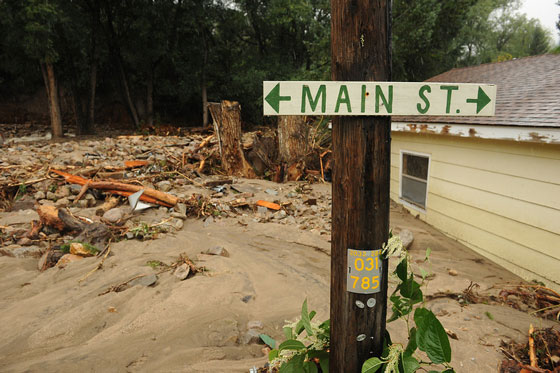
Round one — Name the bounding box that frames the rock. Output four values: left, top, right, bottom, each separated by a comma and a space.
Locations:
399, 229, 414, 249
156, 180, 172, 192
56, 186, 71, 198
247, 320, 264, 330
205, 246, 229, 257
273, 210, 287, 220
46, 191, 57, 201
69, 184, 82, 195
12, 245, 43, 258
175, 203, 187, 215
76, 199, 89, 208
85, 193, 97, 207
34, 191, 46, 200
62, 143, 74, 152
17, 237, 33, 246
173, 218, 184, 230
56, 254, 84, 266
448, 269, 458, 276
204, 216, 214, 227
173, 263, 190, 280
171, 212, 187, 220
130, 274, 158, 287
55, 197, 70, 207
241, 329, 264, 345
69, 242, 96, 257
265, 189, 278, 196
103, 208, 123, 223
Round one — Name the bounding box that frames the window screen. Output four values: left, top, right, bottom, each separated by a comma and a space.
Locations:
401, 153, 429, 209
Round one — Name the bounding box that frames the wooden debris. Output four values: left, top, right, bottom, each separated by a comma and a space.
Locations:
500, 327, 560, 372
529, 324, 538, 369
36, 205, 65, 231
124, 160, 149, 168
50, 169, 178, 207
256, 200, 281, 211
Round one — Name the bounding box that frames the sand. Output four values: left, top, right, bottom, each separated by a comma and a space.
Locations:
0, 179, 557, 373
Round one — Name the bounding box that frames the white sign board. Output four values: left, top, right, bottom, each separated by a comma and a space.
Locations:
263, 81, 496, 116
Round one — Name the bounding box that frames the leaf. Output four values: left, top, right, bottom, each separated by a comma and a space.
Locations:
308, 350, 329, 372
425, 247, 432, 262
283, 326, 293, 340
279, 353, 305, 373
414, 308, 452, 364
278, 339, 306, 351
484, 311, 494, 320
319, 319, 330, 335
259, 334, 276, 349
301, 299, 314, 336
303, 361, 318, 373
396, 257, 408, 281
404, 327, 417, 357
442, 369, 456, 373
419, 267, 430, 280
400, 276, 423, 304
361, 357, 384, 373
402, 355, 420, 373
268, 349, 279, 361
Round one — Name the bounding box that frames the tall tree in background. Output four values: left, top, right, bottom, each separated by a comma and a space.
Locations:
393, 0, 478, 81
19, 0, 64, 138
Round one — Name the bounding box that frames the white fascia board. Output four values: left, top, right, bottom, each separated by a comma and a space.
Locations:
391, 122, 560, 145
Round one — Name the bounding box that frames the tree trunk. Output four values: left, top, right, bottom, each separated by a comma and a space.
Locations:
42, 62, 63, 138
103, 1, 140, 128
201, 30, 209, 127
212, 100, 255, 178
86, 0, 100, 133
278, 115, 308, 181
146, 67, 154, 126
87, 59, 98, 131
202, 76, 208, 127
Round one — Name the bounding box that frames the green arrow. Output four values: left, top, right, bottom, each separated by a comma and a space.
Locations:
466, 87, 491, 114
265, 83, 291, 113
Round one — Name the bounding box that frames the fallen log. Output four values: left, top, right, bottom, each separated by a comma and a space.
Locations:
50, 169, 177, 207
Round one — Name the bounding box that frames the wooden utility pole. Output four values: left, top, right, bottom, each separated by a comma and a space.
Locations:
330, 0, 391, 371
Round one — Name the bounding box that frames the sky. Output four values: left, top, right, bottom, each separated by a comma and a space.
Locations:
519, 0, 560, 45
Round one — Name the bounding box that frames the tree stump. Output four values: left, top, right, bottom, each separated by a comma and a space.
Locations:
278, 115, 308, 181
209, 100, 255, 178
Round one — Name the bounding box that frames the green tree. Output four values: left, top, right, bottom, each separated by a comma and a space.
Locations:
528, 24, 551, 55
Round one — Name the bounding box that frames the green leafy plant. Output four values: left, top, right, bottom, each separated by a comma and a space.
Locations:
260, 299, 330, 372
261, 236, 454, 373
14, 183, 27, 201
127, 222, 162, 240
362, 237, 454, 373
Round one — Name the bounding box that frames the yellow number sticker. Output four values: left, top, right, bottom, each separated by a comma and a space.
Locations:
347, 248, 382, 294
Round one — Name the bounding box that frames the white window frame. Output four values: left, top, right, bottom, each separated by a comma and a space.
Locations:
399, 150, 431, 213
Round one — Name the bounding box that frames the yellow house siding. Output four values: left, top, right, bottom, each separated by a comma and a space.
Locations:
391, 132, 560, 290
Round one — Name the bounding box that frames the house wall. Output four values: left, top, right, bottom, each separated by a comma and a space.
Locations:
390, 131, 560, 290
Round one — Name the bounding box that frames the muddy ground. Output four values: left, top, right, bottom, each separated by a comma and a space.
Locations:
0, 131, 558, 372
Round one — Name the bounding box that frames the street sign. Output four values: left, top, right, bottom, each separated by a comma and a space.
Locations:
263, 81, 496, 116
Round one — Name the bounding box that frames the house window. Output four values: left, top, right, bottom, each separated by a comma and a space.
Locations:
400, 151, 430, 210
